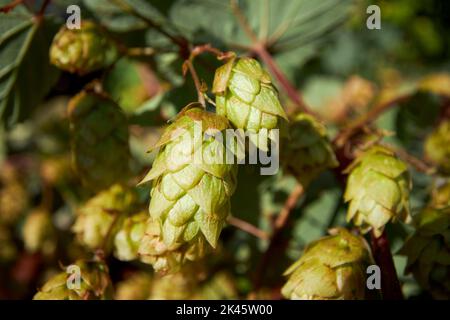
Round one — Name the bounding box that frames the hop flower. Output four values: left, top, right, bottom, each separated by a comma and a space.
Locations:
34, 260, 113, 300
138, 217, 209, 274
73, 184, 138, 251
344, 146, 412, 237
50, 21, 118, 75
425, 120, 450, 174
139, 103, 237, 271
212, 57, 287, 150
282, 113, 338, 186
68, 91, 130, 192
22, 209, 56, 255
114, 211, 147, 261
115, 272, 153, 300
282, 228, 373, 300
399, 206, 450, 299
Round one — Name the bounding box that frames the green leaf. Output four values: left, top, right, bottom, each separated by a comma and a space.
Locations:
170, 0, 352, 80
0, 7, 60, 126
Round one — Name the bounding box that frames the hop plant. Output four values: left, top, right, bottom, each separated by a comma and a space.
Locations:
282, 113, 338, 186
22, 209, 56, 255
68, 90, 130, 192
50, 21, 118, 75
73, 184, 138, 251
212, 57, 287, 150
139, 104, 237, 271
399, 206, 450, 299
282, 228, 373, 300
425, 120, 450, 174
34, 260, 113, 300
344, 145, 412, 237
138, 217, 209, 274
115, 272, 153, 300
114, 211, 147, 261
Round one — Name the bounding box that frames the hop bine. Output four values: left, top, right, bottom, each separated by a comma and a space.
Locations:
344, 145, 412, 237
68, 90, 130, 192
73, 184, 139, 252
282, 228, 373, 300
139, 103, 237, 273
212, 57, 288, 150
399, 206, 450, 299
34, 260, 113, 300
50, 21, 118, 75
425, 119, 450, 175
282, 113, 338, 186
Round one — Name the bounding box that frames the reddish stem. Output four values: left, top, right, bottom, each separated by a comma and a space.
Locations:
370, 230, 404, 300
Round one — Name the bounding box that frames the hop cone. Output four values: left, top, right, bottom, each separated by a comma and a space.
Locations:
212, 57, 287, 150
399, 206, 450, 299
68, 91, 130, 192
34, 260, 112, 300
138, 217, 209, 274
282, 228, 372, 300
139, 104, 237, 272
50, 21, 118, 75
282, 113, 338, 186
344, 146, 412, 237
425, 120, 450, 174
73, 184, 138, 251
115, 272, 153, 300
22, 209, 55, 255
114, 211, 147, 261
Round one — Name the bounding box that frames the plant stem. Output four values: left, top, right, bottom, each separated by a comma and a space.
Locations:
227, 216, 269, 240
253, 184, 304, 289
185, 60, 206, 107
0, 0, 23, 13
370, 230, 404, 300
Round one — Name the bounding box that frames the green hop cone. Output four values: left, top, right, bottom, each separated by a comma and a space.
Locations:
212, 57, 288, 150
34, 260, 113, 300
139, 104, 237, 264
399, 206, 450, 299
114, 211, 147, 261
50, 21, 118, 75
344, 145, 412, 237
282, 113, 338, 186
73, 184, 138, 251
138, 217, 210, 274
115, 272, 153, 300
425, 120, 450, 174
68, 90, 130, 192
282, 228, 373, 300
22, 209, 56, 255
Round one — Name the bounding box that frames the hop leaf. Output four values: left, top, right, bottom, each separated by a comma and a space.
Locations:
73, 184, 139, 251
114, 211, 147, 261
282, 113, 338, 186
399, 206, 450, 299
425, 120, 450, 174
22, 209, 56, 255
212, 57, 287, 150
50, 21, 119, 75
139, 103, 237, 270
344, 145, 412, 237
282, 228, 373, 300
68, 90, 131, 192
33, 260, 113, 300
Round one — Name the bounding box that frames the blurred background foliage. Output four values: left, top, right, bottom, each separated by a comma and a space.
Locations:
0, 0, 449, 299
